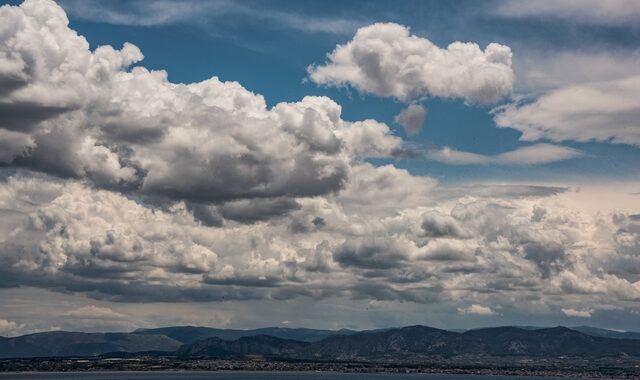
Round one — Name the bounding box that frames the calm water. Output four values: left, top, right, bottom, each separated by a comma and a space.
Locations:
0, 373, 574, 380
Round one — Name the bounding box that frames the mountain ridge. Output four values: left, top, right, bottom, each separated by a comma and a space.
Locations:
2, 324, 640, 360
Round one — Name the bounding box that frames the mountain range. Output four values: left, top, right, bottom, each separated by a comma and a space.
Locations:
1, 325, 639, 360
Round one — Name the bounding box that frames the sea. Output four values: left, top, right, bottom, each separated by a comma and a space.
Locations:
0, 373, 577, 380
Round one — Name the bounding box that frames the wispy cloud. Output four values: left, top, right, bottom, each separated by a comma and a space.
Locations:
496, 0, 640, 26
426, 143, 582, 166
59, 0, 362, 34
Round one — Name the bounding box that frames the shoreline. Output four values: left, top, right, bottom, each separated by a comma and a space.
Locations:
1, 358, 638, 379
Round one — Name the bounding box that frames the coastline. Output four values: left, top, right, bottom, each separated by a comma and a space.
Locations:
1, 357, 638, 379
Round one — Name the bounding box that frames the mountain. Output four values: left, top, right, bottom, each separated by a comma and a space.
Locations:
303, 325, 458, 360
134, 326, 358, 344
176, 335, 310, 358
458, 325, 640, 340
176, 325, 640, 361
570, 326, 640, 340
0, 331, 182, 359
3, 325, 640, 361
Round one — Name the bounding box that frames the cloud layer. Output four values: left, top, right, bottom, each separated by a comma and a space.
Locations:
1, 172, 640, 320
427, 144, 582, 166
496, 0, 640, 26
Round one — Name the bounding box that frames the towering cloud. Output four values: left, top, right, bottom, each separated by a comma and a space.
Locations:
308, 23, 513, 104
0, 0, 401, 205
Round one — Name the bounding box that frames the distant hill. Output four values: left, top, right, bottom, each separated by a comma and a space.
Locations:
3, 325, 640, 360
176, 325, 640, 361
134, 326, 359, 343
570, 326, 640, 340
456, 325, 640, 340
0, 331, 181, 359
176, 335, 310, 358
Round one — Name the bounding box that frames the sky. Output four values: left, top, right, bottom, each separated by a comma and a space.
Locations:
0, 0, 639, 336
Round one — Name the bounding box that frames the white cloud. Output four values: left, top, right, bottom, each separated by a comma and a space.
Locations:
0, 319, 26, 337
308, 23, 513, 104
0, 173, 638, 315
496, 0, 640, 26
494, 76, 640, 146
458, 304, 496, 316
64, 305, 126, 319
514, 50, 640, 92
561, 308, 594, 318
394, 104, 427, 135
0, 0, 401, 204
426, 143, 582, 165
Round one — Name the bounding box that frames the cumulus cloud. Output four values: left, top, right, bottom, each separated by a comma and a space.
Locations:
494, 76, 640, 146
0, 173, 638, 314
394, 104, 427, 135
308, 23, 513, 104
0, 319, 26, 337
561, 308, 593, 318
496, 0, 640, 26
458, 304, 496, 316
426, 144, 582, 165
0, 0, 401, 210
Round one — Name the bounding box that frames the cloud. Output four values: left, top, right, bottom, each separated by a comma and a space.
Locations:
0, 173, 639, 312
0, 0, 401, 208
308, 23, 513, 104
496, 0, 640, 26
59, 0, 361, 34
514, 50, 640, 92
0, 319, 26, 337
561, 308, 593, 318
0, 0, 639, 322
494, 76, 640, 146
426, 144, 582, 165
333, 237, 412, 270
64, 305, 126, 319
394, 104, 427, 135
458, 304, 496, 316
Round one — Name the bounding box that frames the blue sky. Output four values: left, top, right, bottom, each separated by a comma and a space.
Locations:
0, 0, 639, 335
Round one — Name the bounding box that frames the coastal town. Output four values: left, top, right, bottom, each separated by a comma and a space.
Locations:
2, 356, 640, 379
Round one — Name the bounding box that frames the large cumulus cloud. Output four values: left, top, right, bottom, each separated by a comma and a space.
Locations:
0, 0, 401, 206
308, 23, 513, 104
1, 172, 639, 315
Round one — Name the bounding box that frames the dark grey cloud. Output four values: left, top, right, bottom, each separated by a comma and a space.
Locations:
394, 104, 427, 135
421, 211, 467, 238
333, 238, 409, 270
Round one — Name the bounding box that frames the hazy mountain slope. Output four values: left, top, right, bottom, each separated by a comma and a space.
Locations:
0, 331, 181, 358
176, 335, 310, 357
570, 326, 640, 340
177, 325, 640, 360
134, 326, 358, 343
